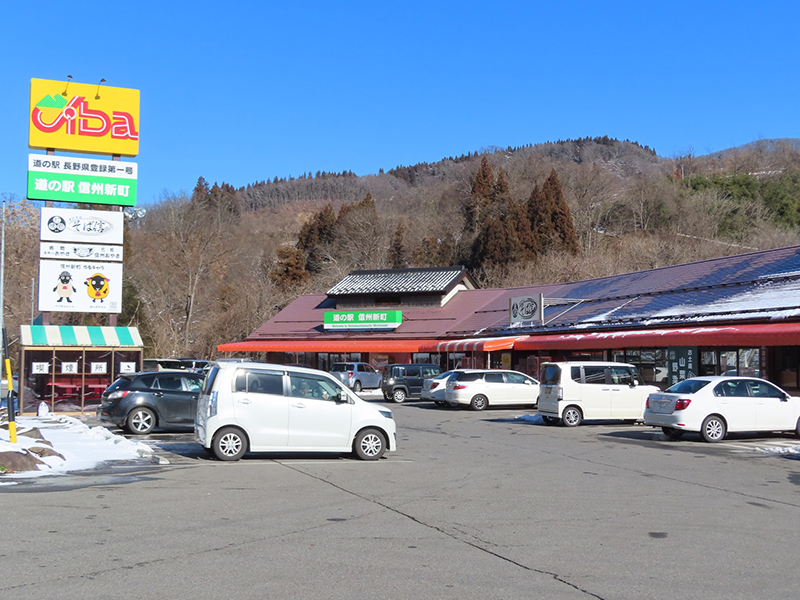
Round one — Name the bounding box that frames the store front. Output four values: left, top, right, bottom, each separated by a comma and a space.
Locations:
19, 325, 143, 415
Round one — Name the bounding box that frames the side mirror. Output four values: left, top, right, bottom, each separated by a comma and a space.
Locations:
631, 380, 638, 387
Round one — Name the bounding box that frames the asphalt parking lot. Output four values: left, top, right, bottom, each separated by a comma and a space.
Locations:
4, 399, 800, 600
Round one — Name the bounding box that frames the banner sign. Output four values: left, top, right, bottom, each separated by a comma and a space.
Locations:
29, 78, 140, 156
27, 154, 137, 206
324, 310, 402, 330
38, 259, 123, 314
40, 207, 124, 245
40, 241, 123, 262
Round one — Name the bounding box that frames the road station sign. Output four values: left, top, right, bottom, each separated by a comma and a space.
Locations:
27, 154, 137, 206
29, 78, 140, 156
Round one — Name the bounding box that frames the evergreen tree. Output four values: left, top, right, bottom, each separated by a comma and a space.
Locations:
465, 157, 495, 231
542, 169, 580, 253
389, 221, 408, 268
270, 246, 310, 288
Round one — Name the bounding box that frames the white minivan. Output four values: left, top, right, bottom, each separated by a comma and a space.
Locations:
538, 361, 659, 426
196, 362, 396, 461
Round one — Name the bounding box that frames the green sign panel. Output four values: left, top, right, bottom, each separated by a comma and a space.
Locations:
27, 154, 138, 206
324, 310, 402, 330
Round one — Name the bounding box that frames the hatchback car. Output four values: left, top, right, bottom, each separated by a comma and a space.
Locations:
445, 369, 539, 410
421, 370, 455, 406
196, 362, 396, 461
96, 371, 205, 434
329, 362, 383, 392
644, 376, 800, 442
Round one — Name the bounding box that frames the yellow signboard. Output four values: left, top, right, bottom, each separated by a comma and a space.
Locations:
29, 78, 140, 156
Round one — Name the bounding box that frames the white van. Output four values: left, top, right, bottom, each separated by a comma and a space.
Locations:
538, 361, 659, 426
195, 362, 396, 461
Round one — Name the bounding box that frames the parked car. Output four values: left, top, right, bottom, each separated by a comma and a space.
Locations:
178, 358, 210, 373
141, 358, 187, 371
644, 376, 800, 442
96, 371, 206, 434
421, 370, 456, 406
538, 361, 659, 426
196, 362, 396, 461
381, 364, 442, 403
329, 362, 383, 392
445, 369, 539, 411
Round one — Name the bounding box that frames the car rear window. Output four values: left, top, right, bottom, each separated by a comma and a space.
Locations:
666, 379, 711, 394
330, 364, 349, 372
106, 376, 135, 393
202, 367, 219, 394
433, 370, 452, 380
541, 365, 561, 385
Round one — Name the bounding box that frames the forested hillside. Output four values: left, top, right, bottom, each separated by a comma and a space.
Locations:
5, 137, 800, 361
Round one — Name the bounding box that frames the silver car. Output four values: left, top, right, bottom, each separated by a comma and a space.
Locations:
422, 370, 456, 406
329, 362, 383, 392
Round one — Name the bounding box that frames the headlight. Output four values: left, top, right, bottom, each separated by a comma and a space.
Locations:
379, 409, 393, 419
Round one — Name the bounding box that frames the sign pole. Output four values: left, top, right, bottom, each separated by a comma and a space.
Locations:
0, 200, 16, 441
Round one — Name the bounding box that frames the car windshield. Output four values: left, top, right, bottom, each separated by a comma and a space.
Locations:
665, 379, 712, 394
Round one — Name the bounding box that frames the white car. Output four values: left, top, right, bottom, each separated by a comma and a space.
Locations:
644, 376, 800, 442
445, 369, 539, 411
421, 370, 455, 406
196, 362, 396, 460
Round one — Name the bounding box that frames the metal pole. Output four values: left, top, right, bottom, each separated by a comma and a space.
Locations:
0, 200, 16, 441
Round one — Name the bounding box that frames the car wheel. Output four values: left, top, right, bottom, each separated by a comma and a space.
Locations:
562, 406, 582, 427
662, 427, 685, 440
434, 400, 447, 407
392, 389, 407, 403
470, 395, 488, 411
542, 415, 560, 426
212, 427, 248, 461
353, 428, 386, 460
796, 417, 800, 438
126, 407, 156, 435
353, 380, 362, 393
701, 415, 726, 443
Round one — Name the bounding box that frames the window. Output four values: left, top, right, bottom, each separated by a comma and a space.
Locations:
290, 375, 338, 401
583, 366, 607, 384
156, 376, 183, 390
746, 380, 784, 398
484, 372, 504, 383
714, 381, 750, 397
184, 377, 202, 392
570, 367, 581, 383
421, 366, 440, 378
454, 372, 482, 383
609, 367, 633, 385
541, 365, 562, 385
405, 366, 421, 377
666, 379, 711, 394
505, 372, 531, 384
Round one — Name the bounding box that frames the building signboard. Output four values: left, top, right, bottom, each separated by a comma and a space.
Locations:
40, 207, 124, 245
510, 295, 540, 325
40, 241, 123, 262
27, 154, 137, 205
38, 259, 123, 314
324, 310, 403, 330
29, 78, 140, 156
666, 347, 698, 387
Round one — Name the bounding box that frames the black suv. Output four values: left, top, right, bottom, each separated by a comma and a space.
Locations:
96, 371, 205, 434
381, 364, 442, 403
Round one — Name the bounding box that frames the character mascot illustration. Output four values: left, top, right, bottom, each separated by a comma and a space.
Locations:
54, 271, 76, 303
85, 273, 110, 303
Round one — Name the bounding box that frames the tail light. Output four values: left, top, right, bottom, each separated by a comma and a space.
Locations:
675, 398, 692, 411
108, 390, 130, 400
431, 382, 440, 390
645, 398, 650, 409
347, 371, 354, 378
453, 384, 468, 390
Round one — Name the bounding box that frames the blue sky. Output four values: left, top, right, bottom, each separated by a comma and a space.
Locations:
2, 1, 798, 206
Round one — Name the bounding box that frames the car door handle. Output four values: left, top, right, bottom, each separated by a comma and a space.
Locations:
291, 402, 306, 408
238, 398, 251, 404
154, 392, 164, 397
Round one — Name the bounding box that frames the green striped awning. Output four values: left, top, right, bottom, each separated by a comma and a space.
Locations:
20, 326, 143, 348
